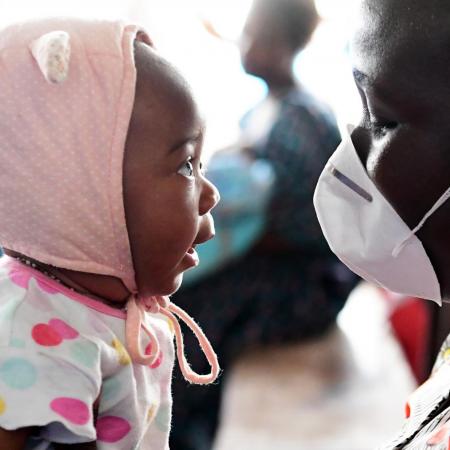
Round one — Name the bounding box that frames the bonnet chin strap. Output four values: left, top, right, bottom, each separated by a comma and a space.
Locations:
125, 294, 220, 385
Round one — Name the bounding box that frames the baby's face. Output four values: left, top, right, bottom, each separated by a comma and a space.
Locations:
350, 0, 450, 298
123, 42, 219, 297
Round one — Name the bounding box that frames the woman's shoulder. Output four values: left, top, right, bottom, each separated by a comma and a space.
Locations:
381, 356, 450, 449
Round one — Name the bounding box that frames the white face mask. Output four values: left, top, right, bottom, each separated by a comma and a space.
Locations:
313, 125, 450, 304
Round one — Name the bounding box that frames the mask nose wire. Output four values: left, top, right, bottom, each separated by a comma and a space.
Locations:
392, 187, 450, 258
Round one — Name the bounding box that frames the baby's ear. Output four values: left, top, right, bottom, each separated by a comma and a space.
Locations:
29, 30, 71, 84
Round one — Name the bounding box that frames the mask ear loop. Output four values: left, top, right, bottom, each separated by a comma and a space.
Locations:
392, 187, 450, 258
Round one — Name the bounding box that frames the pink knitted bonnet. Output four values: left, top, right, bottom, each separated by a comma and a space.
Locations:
0, 18, 219, 384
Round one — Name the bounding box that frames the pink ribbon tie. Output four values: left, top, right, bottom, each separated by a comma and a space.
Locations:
125, 295, 220, 385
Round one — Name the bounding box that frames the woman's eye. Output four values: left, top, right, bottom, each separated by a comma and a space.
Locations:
177, 158, 195, 178
368, 119, 398, 137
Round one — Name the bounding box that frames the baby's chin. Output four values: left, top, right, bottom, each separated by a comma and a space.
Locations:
139, 272, 184, 298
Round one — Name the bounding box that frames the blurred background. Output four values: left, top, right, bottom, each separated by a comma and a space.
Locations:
0, 1, 439, 449
0, 0, 362, 153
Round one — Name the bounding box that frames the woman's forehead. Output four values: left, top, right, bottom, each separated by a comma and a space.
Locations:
352, 0, 450, 58
351, 0, 450, 102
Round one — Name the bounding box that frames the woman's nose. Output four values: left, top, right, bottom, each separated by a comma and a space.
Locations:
200, 177, 220, 215
351, 126, 371, 168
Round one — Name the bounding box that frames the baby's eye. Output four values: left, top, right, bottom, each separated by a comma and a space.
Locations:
177, 157, 194, 178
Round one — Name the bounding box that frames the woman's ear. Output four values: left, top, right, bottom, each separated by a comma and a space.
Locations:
29, 30, 71, 84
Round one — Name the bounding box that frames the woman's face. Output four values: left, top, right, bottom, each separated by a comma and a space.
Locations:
123, 42, 219, 297
350, 0, 450, 298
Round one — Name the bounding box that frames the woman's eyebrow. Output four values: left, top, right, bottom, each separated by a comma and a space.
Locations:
353, 67, 407, 116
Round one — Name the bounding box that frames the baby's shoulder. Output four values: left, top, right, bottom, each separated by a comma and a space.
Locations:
0, 257, 120, 350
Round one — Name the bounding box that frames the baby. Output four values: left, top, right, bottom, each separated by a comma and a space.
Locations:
0, 18, 219, 449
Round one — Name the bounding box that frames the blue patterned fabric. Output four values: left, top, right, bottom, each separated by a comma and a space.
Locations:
249, 89, 342, 250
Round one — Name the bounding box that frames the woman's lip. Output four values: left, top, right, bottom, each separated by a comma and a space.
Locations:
184, 247, 199, 267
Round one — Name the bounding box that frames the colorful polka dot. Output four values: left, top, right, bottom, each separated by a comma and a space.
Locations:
101, 376, 121, 404
32, 318, 80, 347
444, 348, 450, 362
9, 269, 58, 294
50, 397, 90, 425
96, 416, 131, 442
154, 404, 171, 433
111, 339, 131, 366
70, 341, 98, 369
164, 317, 175, 335
405, 402, 411, 419
32, 323, 63, 346
144, 343, 163, 369
147, 404, 157, 423
9, 268, 31, 289
0, 358, 37, 389
0, 397, 6, 415
9, 337, 26, 349
49, 319, 79, 339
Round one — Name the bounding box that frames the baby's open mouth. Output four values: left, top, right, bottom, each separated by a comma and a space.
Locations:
185, 246, 199, 267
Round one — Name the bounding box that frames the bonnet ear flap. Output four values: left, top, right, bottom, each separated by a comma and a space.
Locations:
29, 30, 71, 84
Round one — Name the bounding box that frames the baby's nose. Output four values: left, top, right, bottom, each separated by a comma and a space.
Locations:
200, 178, 220, 215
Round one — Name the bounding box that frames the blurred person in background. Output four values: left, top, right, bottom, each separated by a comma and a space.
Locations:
170, 0, 358, 449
